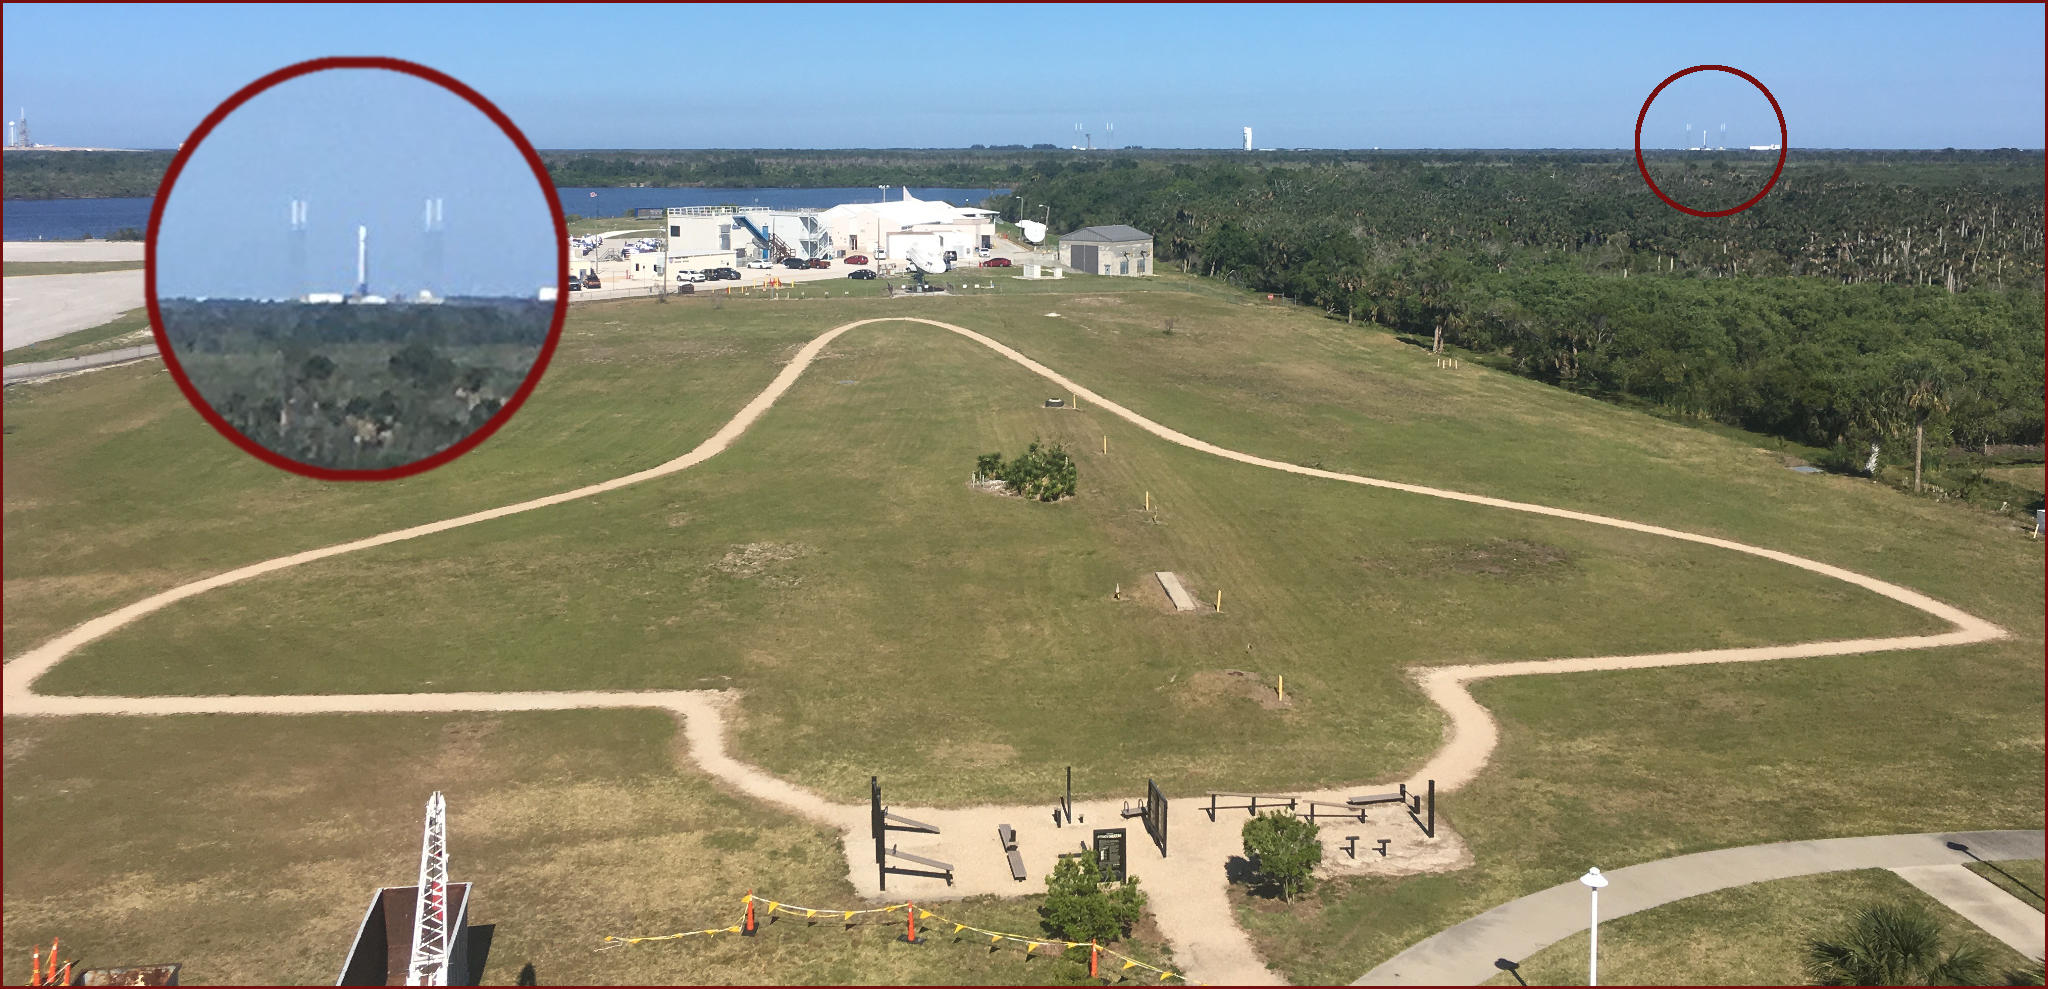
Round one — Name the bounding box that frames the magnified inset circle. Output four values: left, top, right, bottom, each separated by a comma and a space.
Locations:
148, 57, 566, 480
1632, 64, 1788, 218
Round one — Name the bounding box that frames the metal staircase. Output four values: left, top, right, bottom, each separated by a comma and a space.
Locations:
731, 214, 798, 261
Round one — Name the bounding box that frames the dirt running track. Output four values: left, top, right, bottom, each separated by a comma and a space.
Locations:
3, 317, 2008, 986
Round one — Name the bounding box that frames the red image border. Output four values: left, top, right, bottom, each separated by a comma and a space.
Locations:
1633, 64, 1789, 217
145, 56, 568, 482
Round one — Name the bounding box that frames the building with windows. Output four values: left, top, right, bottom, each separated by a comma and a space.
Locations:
1061, 225, 1153, 276
661, 191, 997, 268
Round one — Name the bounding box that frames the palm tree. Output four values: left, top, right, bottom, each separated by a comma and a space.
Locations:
1803, 902, 1993, 986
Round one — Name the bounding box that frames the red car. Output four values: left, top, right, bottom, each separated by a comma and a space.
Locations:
980, 257, 1013, 268
844, 254, 870, 265
808, 257, 831, 269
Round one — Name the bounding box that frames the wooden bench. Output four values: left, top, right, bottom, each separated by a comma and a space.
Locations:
998, 824, 1027, 882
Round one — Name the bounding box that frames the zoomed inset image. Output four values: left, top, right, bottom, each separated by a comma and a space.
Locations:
150, 60, 562, 477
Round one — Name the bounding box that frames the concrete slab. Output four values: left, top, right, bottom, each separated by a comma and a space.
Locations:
3, 240, 147, 263
1155, 571, 1197, 611
1891, 863, 2045, 961
2, 270, 144, 350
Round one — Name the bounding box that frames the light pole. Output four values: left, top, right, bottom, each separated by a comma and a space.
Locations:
1580, 867, 1608, 986
1038, 204, 1051, 260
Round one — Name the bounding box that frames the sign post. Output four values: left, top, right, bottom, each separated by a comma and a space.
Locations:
1093, 828, 1128, 882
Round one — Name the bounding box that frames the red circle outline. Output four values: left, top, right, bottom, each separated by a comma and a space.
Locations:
1632, 65, 1789, 217
146, 56, 568, 482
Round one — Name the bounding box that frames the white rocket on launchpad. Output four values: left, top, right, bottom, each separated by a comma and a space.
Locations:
356, 225, 369, 297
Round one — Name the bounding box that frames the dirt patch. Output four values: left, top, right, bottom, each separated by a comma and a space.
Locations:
711, 542, 810, 585
1367, 538, 1575, 581
1173, 669, 1289, 711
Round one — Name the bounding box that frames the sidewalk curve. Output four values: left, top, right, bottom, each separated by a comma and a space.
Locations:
1356, 830, 2045, 985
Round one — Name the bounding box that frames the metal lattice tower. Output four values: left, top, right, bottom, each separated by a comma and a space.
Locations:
405, 791, 451, 986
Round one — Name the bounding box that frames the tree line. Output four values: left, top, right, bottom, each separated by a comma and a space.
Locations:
1000, 153, 2044, 494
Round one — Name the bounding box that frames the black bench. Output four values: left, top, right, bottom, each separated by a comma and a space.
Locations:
998, 824, 1027, 882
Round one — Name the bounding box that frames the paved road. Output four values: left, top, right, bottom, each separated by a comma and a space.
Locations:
1892, 863, 2045, 960
3, 343, 160, 384
3, 240, 146, 263
1357, 830, 2046, 985
4, 313, 2011, 986
2, 270, 144, 350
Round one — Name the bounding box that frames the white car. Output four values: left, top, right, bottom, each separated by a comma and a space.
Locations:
676, 270, 706, 283
745, 259, 775, 269
977, 247, 991, 258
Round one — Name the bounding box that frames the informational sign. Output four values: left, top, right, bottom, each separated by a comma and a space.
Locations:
1093, 828, 1127, 882
1144, 778, 1168, 857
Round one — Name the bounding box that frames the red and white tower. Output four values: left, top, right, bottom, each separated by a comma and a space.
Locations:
405, 792, 451, 986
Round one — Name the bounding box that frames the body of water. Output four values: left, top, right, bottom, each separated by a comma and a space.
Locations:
4, 186, 1009, 242
4, 197, 154, 241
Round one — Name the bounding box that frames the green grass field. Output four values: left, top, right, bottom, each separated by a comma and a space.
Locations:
1475, 869, 2041, 986
1, 260, 144, 276
2, 307, 152, 365
9, 279, 1974, 806
5, 272, 2041, 984
1, 711, 1176, 985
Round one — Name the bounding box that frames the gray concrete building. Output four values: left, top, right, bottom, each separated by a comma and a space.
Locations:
1061, 224, 1154, 276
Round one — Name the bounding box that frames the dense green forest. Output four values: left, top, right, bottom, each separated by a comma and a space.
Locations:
995, 152, 2044, 501
158, 298, 551, 471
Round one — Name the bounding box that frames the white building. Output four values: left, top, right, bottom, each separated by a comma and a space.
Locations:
818, 190, 996, 260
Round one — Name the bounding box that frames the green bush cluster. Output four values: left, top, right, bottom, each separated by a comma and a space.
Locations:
975, 440, 1078, 502
1241, 812, 1322, 902
1038, 853, 1145, 945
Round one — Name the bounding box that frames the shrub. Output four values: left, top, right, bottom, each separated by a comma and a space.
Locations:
976, 440, 1077, 501
1038, 853, 1145, 944
1241, 811, 1321, 901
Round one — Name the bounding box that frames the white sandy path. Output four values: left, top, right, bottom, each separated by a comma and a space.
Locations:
2, 316, 2009, 985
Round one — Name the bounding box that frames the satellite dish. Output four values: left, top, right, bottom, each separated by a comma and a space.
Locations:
904, 243, 948, 274
1018, 220, 1047, 244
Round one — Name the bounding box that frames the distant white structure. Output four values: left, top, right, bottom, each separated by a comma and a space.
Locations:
356, 225, 370, 297
537, 286, 558, 302
304, 292, 345, 304
1243, 126, 1253, 151
1748, 143, 1782, 151
1017, 219, 1048, 244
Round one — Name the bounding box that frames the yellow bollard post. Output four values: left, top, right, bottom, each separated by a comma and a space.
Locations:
1278, 675, 1284, 702
1145, 491, 1150, 511
1216, 590, 1223, 613
1102, 435, 1108, 454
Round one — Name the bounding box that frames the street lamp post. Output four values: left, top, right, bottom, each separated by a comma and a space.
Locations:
1580, 867, 1609, 986
1038, 204, 1051, 260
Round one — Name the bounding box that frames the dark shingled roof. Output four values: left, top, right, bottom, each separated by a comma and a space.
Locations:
1062, 224, 1152, 243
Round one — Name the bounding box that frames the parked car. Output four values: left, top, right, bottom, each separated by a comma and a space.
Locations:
746, 259, 775, 269
844, 254, 870, 265
781, 257, 811, 269
980, 257, 1013, 267
977, 247, 991, 258
565, 278, 582, 292
582, 273, 601, 289
676, 269, 706, 283
808, 257, 830, 268
847, 269, 877, 280
707, 267, 740, 280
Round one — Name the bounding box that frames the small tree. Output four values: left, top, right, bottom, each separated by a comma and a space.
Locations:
1039, 853, 1145, 944
1803, 902, 1993, 986
976, 451, 1006, 479
1241, 811, 1321, 901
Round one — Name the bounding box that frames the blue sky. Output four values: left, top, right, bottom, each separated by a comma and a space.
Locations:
153, 68, 557, 299
3, 4, 2042, 149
